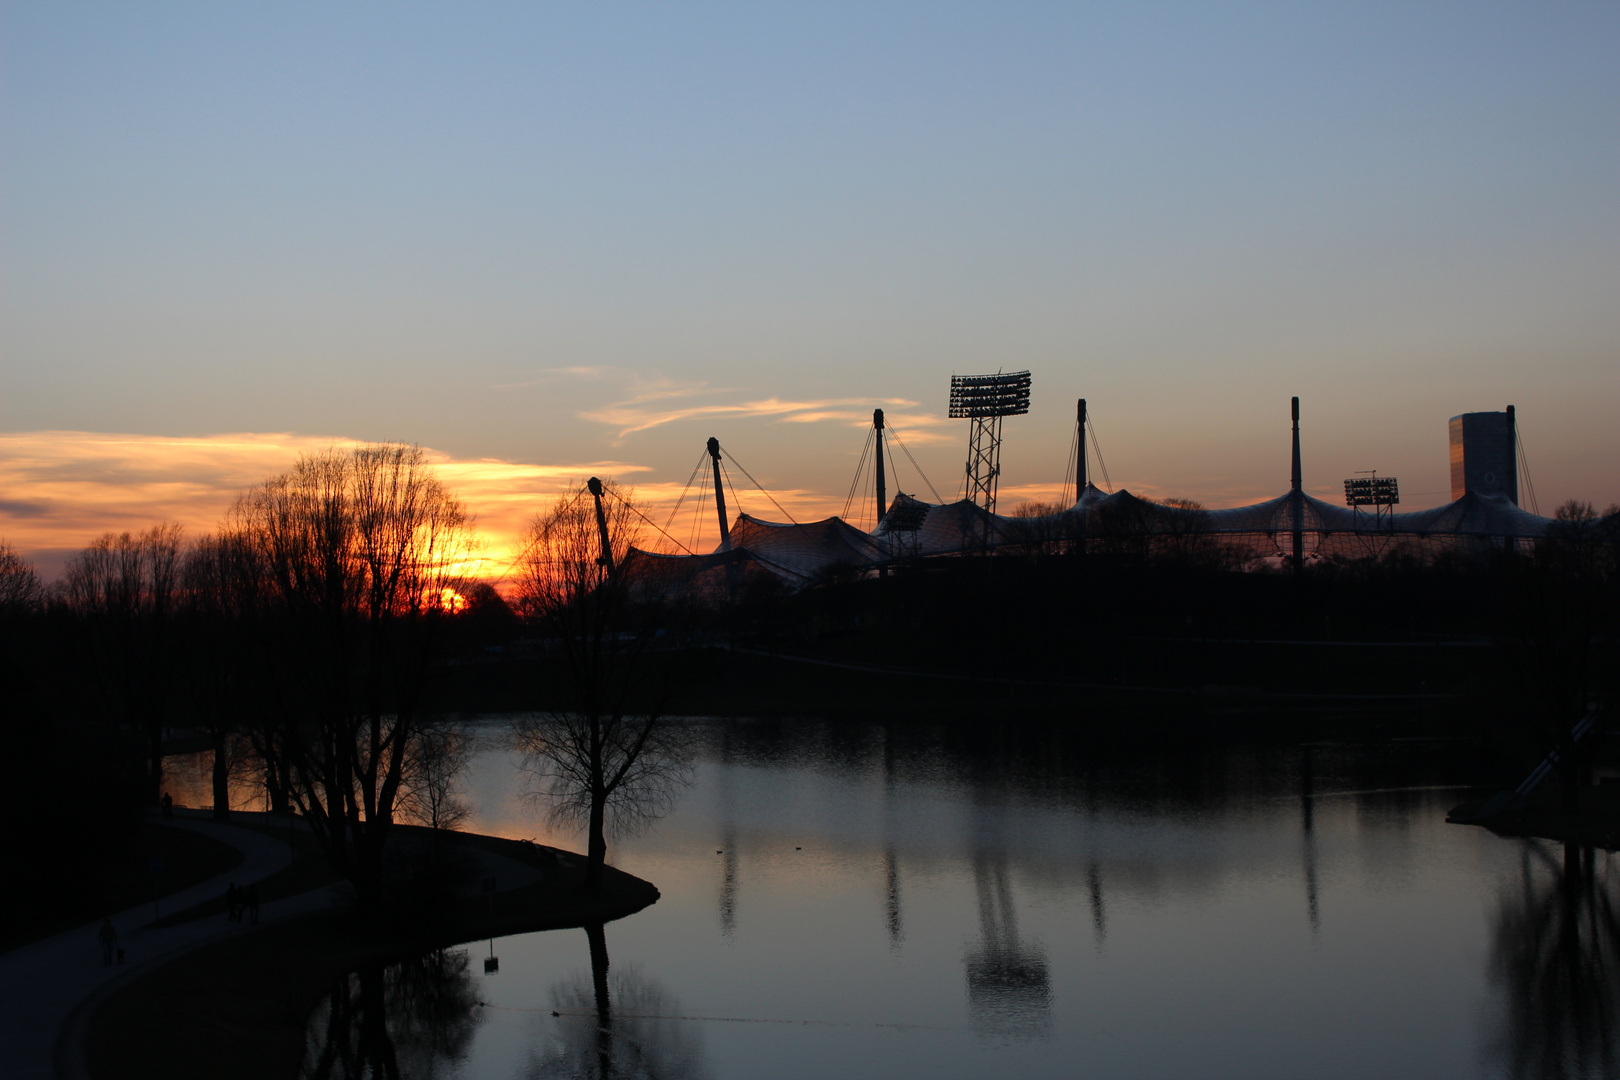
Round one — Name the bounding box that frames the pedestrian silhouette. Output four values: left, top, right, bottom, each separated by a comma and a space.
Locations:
226, 882, 240, 922
247, 884, 260, 925
98, 918, 117, 966
160, 792, 172, 817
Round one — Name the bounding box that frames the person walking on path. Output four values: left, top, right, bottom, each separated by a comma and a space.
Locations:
246, 884, 260, 925
225, 882, 240, 922
97, 919, 117, 966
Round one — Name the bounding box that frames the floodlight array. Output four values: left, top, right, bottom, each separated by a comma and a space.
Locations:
1343, 477, 1400, 506
884, 501, 930, 532
949, 371, 1032, 418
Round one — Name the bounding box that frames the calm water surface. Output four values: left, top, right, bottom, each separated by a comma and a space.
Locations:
282, 717, 1617, 1079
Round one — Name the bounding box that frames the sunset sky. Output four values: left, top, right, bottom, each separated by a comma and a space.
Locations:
4, 3, 1617, 580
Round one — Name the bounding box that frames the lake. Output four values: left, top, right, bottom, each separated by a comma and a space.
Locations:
186, 715, 1616, 1079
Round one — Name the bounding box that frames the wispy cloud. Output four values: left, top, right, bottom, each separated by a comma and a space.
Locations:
583, 394, 921, 439
490, 364, 627, 390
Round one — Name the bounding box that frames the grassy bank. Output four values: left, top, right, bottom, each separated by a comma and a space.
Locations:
85, 831, 658, 1080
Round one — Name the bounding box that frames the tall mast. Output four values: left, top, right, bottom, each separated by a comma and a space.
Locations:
1076, 398, 1087, 503
1290, 396, 1303, 574
708, 437, 732, 552
586, 476, 615, 579
873, 408, 887, 525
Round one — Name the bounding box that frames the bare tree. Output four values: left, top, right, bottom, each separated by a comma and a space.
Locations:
179, 529, 269, 820
1005, 501, 1075, 558
1491, 499, 1620, 811
233, 444, 476, 907
513, 481, 690, 891
397, 718, 474, 833
0, 541, 43, 617
61, 524, 185, 804
1150, 497, 1215, 563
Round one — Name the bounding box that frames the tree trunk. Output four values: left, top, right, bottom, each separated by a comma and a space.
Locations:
267, 753, 292, 816
586, 922, 613, 1077
147, 714, 165, 806
211, 725, 231, 821
586, 792, 607, 891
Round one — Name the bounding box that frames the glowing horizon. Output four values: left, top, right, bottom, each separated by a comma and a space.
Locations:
3, 423, 1539, 589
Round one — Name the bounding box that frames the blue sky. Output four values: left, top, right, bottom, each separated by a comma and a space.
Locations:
3, 2, 1616, 568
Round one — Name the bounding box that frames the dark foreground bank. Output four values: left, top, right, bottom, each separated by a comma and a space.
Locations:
83, 831, 658, 1080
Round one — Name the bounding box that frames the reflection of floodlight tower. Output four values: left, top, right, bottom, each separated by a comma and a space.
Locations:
949, 371, 1031, 549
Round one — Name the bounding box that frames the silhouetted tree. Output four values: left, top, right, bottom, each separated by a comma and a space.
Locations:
179, 529, 269, 819
1493, 500, 1620, 811
526, 924, 708, 1080
301, 948, 482, 1080
233, 444, 476, 908
1150, 497, 1215, 564
514, 482, 690, 891
397, 718, 473, 833
0, 540, 43, 616
1006, 501, 1075, 559
61, 524, 185, 804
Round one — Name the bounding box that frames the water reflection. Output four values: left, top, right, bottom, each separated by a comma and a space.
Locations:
883, 844, 903, 952
1489, 841, 1620, 1079
1301, 744, 1320, 934
525, 924, 707, 1080
963, 849, 1051, 1038
1086, 860, 1106, 950
301, 949, 482, 1080
303, 719, 1520, 1078
715, 728, 738, 942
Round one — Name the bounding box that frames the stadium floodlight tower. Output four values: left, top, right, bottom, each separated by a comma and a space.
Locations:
949, 371, 1032, 548
1343, 472, 1400, 530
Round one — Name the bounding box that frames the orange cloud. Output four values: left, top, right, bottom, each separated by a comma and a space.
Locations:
0, 432, 657, 584
0, 430, 924, 586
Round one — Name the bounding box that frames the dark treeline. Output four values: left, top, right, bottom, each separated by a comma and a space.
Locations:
3, 480, 1616, 925
0, 453, 692, 927
0, 445, 488, 924
713, 498, 1619, 805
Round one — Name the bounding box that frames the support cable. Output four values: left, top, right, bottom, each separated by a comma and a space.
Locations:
486, 484, 590, 587
1062, 422, 1080, 501
887, 425, 945, 504
842, 429, 875, 522
689, 477, 710, 554
884, 438, 903, 520
661, 451, 711, 537
1087, 418, 1113, 493
719, 445, 799, 524
1515, 426, 1540, 516
604, 487, 695, 555
719, 462, 747, 529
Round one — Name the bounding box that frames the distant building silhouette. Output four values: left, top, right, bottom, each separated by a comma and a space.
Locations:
1450, 407, 1518, 504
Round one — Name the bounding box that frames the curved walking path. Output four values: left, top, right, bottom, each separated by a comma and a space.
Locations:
1, 809, 551, 1080
0, 810, 343, 1080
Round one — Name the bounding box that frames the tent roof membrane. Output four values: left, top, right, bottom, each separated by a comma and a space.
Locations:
621, 486, 1559, 595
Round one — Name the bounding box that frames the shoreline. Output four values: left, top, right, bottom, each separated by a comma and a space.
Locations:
1447, 786, 1620, 850
80, 829, 658, 1080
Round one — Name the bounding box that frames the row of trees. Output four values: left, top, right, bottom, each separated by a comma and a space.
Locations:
3, 447, 681, 909
1003, 496, 1257, 567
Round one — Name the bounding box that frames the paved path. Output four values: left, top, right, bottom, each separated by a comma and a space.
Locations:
0, 811, 346, 1080
1, 811, 549, 1080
